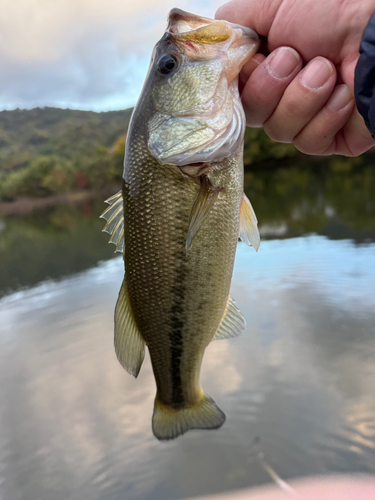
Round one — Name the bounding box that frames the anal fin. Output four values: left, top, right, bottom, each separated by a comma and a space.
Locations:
115, 278, 145, 378
186, 176, 222, 250
213, 296, 246, 340
240, 193, 260, 251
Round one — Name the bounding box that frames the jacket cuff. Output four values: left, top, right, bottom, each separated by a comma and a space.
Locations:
355, 11, 375, 138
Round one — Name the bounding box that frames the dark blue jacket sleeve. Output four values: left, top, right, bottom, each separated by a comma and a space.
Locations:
355, 12, 375, 138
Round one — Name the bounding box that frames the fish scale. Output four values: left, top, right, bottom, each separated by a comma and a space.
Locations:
125, 124, 242, 400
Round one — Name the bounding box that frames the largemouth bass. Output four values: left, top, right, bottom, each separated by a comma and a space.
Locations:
101, 8, 260, 441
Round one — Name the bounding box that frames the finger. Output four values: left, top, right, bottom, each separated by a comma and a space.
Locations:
264, 57, 336, 142
215, 0, 282, 36
241, 53, 266, 81
293, 85, 355, 154
239, 54, 266, 93
338, 108, 375, 156
240, 47, 302, 127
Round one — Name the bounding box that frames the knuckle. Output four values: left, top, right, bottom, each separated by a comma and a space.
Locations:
293, 134, 330, 155
263, 100, 302, 142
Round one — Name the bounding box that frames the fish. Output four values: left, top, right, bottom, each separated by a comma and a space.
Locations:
101, 8, 260, 441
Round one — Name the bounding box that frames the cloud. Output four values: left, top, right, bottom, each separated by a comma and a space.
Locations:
0, 0, 224, 110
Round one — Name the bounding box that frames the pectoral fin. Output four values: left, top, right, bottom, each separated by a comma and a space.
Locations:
186, 176, 222, 250
213, 296, 246, 340
100, 191, 125, 254
239, 193, 260, 251
115, 278, 145, 378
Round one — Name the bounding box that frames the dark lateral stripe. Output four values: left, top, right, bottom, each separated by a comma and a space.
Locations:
168, 233, 189, 406
169, 300, 185, 405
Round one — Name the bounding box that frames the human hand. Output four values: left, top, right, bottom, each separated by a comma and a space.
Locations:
216, 0, 375, 156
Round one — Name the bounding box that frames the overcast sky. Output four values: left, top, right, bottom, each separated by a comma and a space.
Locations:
0, 0, 225, 111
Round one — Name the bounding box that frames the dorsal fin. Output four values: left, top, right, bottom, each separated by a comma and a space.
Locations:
115, 278, 145, 378
239, 193, 260, 251
100, 191, 125, 254
212, 296, 246, 340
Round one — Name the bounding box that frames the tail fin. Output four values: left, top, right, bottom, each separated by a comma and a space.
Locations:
152, 393, 226, 441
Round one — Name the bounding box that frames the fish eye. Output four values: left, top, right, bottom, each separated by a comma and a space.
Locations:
157, 54, 179, 76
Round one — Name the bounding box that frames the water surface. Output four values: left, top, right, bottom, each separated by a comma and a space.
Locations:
0, 160, 375, 500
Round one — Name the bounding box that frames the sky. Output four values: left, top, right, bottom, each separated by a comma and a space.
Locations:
0, 0, 226, 112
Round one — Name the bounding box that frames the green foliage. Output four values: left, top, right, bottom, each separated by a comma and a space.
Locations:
0, 156, 74, 200
0, 107, 132, 174
0, 108, 132, 201
0, 200, 117, 296
244, 154, 375, 237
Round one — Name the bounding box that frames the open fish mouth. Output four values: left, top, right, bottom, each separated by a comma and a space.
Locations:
166, 8, 257, 55
165, 8, 259, 84
147, 9, 259, 168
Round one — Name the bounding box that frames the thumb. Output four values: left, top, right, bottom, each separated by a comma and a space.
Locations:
215, 0, 282, 36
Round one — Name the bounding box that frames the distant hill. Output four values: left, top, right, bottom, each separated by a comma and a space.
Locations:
0, 107, 133, 172
0, 107, 133, 201
0, 105, 304, 203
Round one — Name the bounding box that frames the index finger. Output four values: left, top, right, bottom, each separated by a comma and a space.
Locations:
240, 47, 302, 127
215, 0, 282, 36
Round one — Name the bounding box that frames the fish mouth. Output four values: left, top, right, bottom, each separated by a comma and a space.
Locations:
166, 9, 259, 82
167, 8, 257, 43
147, 10, 260, 168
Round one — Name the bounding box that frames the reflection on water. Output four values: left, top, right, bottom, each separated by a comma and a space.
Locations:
0, 159, 375, 500
2, 157, 375, 298
0, 200, 117, 297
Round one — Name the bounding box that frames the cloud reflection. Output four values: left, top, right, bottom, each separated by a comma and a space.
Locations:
0, 237, 374, 500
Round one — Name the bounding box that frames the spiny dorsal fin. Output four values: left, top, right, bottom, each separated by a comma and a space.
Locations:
100, 191, 124, 254
239, 193, 260, 251
213, 296, 246, 340
186, 176, 222, 250
115, 278, 145, 378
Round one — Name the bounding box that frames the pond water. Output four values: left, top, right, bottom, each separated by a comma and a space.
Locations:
0, 159, 375, 500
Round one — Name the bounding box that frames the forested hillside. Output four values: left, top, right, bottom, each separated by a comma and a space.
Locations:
0, 108, 133, 201
0, 107, 132, 172
0, 106, 300, 202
